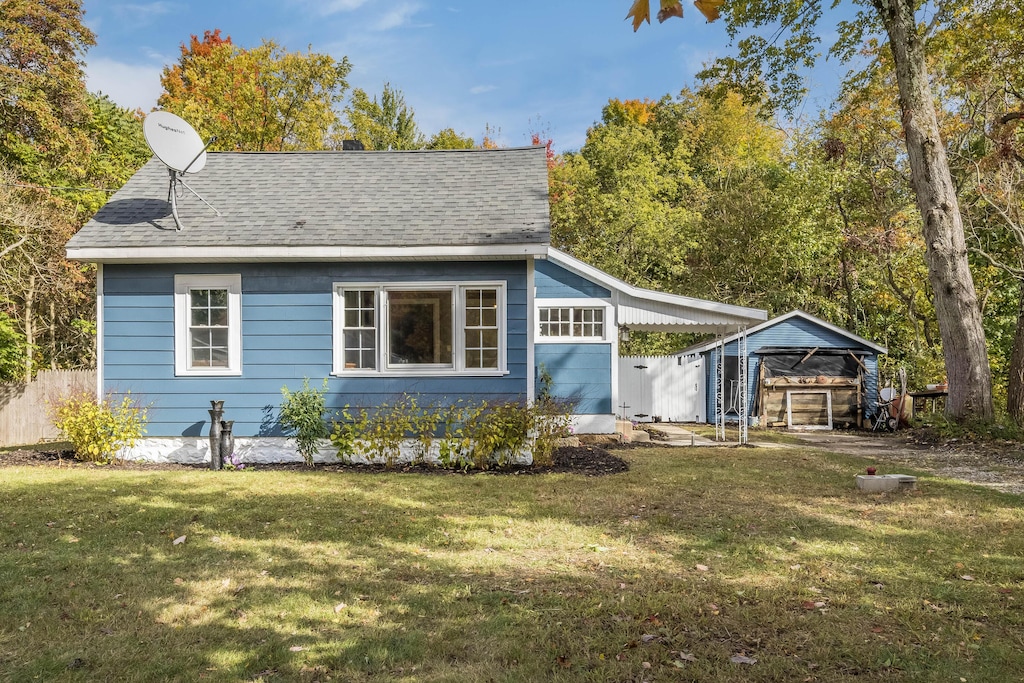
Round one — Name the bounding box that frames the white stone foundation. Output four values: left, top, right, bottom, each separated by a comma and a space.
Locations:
123, 437, 534, 466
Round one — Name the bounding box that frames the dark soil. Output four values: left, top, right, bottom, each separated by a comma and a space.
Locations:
0, 445, 630, 476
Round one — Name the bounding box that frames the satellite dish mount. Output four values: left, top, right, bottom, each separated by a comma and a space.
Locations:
143, 111, 221, 231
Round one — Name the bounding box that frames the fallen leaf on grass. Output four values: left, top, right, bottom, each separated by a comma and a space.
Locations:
730, 654, 757, 664
960, 575, 975, 581
172, 535, 186, 545
674, 652, 697, 662
334, 603, 347, 613
640, 634, 659, 644
289, 646, 304, 652
695, 564, 709, 572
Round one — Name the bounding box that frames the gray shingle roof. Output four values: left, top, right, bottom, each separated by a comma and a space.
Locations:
68, 147, 550, 252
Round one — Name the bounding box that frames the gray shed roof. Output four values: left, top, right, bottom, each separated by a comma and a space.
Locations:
67, 146, 551, 262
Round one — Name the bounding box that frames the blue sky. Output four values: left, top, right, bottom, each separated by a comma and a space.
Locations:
82, 1, 850, 152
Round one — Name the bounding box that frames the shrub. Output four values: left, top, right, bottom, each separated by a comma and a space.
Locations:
279, 378, 330, 466
50, 392, 148, 464
330, 394, 574, 470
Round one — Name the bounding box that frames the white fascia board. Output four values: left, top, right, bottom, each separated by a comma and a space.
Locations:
546, 247, 767, 323
67, 243, 550, 263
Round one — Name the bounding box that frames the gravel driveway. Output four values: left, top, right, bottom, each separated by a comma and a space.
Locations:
788, 431, 1024, 496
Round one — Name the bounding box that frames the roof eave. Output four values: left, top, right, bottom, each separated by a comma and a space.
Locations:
676, 309, 888, 356
546, 247, 767, 324
66, 243, 550, 264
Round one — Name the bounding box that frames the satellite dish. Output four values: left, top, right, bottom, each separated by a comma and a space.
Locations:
142, 111, 220, 231
144, 111, 208, 174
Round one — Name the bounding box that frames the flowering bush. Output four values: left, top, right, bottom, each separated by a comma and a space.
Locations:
50, 392, 148, 464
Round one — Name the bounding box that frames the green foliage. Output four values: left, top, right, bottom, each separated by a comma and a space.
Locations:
279, 378, 329, 466
50, 392, 148, 463
329, 395, 573, 470
0, 312, 26, 382
80, 93, 150, 215
344, 83, 424, 151
426, 127, 476, 150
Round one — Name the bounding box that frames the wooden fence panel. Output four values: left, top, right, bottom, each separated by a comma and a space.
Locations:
0, 370, 96, 446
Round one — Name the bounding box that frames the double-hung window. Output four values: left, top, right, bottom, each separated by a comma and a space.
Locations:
174, 274, 242, 376
334, 282, 506, 375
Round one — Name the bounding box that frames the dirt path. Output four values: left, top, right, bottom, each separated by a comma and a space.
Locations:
788, 431, 1024, 496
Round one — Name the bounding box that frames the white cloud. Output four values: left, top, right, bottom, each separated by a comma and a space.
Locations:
469, 85, 496, 95
374, 2, 422, 30
312, 0, 372, 16
85, 57, 164, 112
113, 2, 176, 25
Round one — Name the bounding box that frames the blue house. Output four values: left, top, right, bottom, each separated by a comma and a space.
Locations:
676, 310, 887, 429
67, 146, 764, 462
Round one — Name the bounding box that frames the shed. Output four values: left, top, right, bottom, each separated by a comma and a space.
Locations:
675, 310, 887, 429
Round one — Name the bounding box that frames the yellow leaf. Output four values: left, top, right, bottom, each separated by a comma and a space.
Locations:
694, 0, 725, 22
626, 0, 651, 31
658, 1, 684, 23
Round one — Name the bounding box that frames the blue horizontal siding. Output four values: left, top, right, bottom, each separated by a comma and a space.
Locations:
535, 259, 611, 299
535, 344, 612, 414
103, 261, 530, 437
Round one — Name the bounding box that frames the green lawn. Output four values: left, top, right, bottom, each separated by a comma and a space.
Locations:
1, 447, 1022, 682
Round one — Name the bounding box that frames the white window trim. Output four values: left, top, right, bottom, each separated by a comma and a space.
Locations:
332, 280, 508, 377
535, 298, 614, 344
174, 274, 242, 377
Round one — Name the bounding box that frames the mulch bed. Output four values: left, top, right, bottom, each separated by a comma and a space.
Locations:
0, 444, 630, 476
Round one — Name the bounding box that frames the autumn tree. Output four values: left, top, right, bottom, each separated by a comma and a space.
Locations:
0, 166, 86, 379
628, 0, 995, 421
344, 83, 424, 150
0, 0, 95, 187
0, 0, 114, 378
158, 30, 352, 151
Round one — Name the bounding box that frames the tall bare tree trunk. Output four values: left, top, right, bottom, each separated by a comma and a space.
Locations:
1008, 282, 1024, 424
49, 301, 56, 370
873, 0, 994, 420
24, 274, 34, 383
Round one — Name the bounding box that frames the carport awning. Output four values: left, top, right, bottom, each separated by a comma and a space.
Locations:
546, 248, 767, 333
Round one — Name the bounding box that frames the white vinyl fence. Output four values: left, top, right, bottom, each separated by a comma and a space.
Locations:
0, 369, 96, 446
618, 356, 705, 423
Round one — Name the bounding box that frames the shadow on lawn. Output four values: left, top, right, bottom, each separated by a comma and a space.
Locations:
2, 449, 1023, 681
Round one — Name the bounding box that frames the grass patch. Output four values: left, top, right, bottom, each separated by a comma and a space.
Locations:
2, 447, 1023, 681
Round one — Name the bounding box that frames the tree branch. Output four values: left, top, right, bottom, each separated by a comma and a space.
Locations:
0, 235, 29, 259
